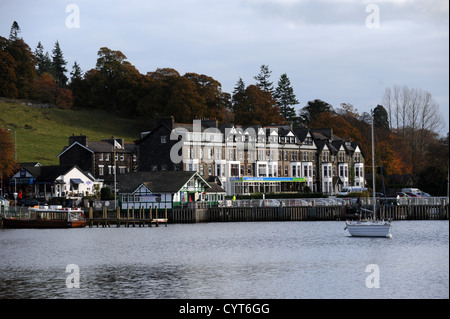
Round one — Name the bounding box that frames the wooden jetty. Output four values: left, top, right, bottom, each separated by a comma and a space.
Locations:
86, 205, 168, 228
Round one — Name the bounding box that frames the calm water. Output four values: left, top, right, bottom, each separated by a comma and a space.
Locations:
0, 221, 448, 299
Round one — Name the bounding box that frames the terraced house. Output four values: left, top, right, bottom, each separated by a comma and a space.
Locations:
136, 118, 366, 196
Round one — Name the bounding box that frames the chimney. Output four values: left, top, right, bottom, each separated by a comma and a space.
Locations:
154, 116, 175, 130
69, 134, 87, 146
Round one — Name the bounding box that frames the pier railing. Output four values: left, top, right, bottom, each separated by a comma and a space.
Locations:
2, 200, 448, 228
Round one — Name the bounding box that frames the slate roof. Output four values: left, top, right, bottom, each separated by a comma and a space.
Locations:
59, 139, 135, 157
117, 171, 211, 194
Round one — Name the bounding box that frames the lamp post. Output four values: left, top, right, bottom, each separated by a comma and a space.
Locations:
7, 129, 17, 208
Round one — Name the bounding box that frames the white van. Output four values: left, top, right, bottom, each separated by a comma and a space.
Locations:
338, 186, 367, 196
401, 188, 420, 194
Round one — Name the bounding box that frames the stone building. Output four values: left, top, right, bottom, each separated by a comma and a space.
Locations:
58, 135, 137, 182
135, 118, 366, 195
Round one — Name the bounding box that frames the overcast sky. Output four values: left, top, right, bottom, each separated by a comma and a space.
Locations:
1, 0, 448, 133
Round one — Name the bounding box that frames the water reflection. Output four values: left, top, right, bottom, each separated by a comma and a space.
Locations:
0, 221, 448, 299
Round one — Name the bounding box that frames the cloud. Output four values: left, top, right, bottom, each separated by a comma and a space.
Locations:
1, 0, 448, 132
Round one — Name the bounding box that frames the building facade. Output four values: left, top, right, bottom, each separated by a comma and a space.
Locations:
136, 118, 366, 195
58, 135, 137, 182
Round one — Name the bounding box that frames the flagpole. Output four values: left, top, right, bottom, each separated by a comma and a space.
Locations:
114, 139, 117, 210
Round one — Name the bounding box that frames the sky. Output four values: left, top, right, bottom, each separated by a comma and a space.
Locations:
1, 0, 448, 134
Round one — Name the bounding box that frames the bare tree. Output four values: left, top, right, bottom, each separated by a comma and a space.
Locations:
382, 85, 445, 172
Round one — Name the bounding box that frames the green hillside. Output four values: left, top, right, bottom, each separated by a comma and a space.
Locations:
0, 99, 150, 166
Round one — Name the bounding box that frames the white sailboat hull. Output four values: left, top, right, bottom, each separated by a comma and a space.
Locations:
345, 220, 392, 238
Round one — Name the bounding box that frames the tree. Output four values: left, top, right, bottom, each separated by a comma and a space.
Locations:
166, 76, 207, 123
232, 77, 246, 113
35, 42, 51, 76
9, 21, 21, 41
233, 85, 285, 126
0, 128, 17, 180
29, 72, 73, 108
51, 41, 68, 87
93, 47, 143, 114
373, 104, 389, 130
70, 61, 83, 82
337, 103, 359, 120
4, 25, 36, 99
183, 73, 230, 122
309, 112, 362, 143
274, 73, 299, 125
253, 65, 274, 93
0, 36, 18, 98
299, 99, 333, 125
382, 85, 445, 173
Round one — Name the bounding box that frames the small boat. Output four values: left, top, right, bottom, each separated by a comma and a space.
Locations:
344, 111, 392, 238
2, 205, 86, 228
345, 219, 392, 238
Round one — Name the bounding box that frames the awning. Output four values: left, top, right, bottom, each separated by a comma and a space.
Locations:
70, 178, 84, 184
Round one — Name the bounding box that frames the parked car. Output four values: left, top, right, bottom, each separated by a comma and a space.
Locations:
405, 192, 421, 197
0, 196, 10, 207
17, 198, 40, 207
417, 191, 431, 197
261, 199, 284, 207
396, 192, 412, 198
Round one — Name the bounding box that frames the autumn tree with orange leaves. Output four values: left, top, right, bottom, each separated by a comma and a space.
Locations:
0, 128, 17, 180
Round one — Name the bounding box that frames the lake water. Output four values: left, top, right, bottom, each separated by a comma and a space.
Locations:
0, 220, 448, 299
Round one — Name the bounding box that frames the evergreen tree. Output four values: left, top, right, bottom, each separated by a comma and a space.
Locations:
70, 61, 83, 81
9, 21, 21, 41
232, 77, 246, 109
253, 65, 274, 93
274, 73, 299, 125
35, 42, 51, 75
51, 40, 68, 87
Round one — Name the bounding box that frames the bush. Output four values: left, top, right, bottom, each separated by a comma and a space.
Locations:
100, 187, 115, 200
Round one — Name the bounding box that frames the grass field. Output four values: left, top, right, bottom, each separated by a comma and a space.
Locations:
0, 100, 150, 166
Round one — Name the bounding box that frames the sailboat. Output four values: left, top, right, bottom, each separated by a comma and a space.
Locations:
344, 111, 392, 238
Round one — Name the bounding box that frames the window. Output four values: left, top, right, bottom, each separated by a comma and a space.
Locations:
119, 166, 126, 174
258, 164, 267, 176
161, 136, 167, 143
105, 154, 110, 161
120, 154, 124, 161
161, 164, 167, 171
99, 165, 104, 176
231, 164, 239, 177
99, 153, 103, 161
152, 165, 158, 171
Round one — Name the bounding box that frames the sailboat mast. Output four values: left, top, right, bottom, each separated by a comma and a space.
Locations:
371, 110, 376, 220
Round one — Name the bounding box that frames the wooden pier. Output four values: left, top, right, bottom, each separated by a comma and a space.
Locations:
86, 206, 168, 228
